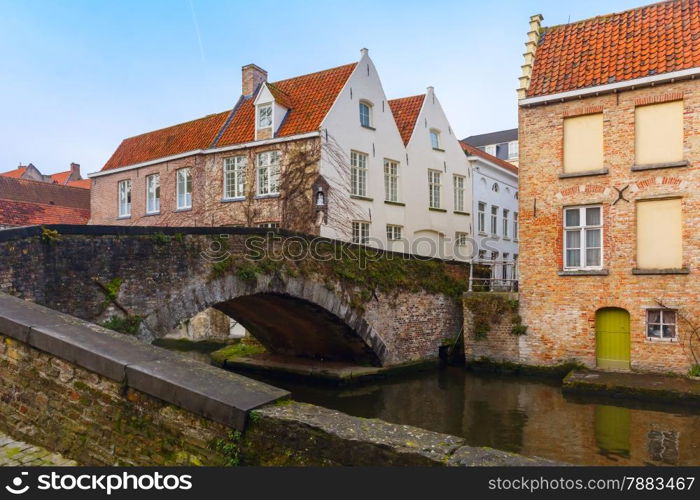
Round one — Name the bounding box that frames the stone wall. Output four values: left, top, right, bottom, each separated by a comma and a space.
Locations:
518, 79, 700, 374
0, 292, 551, 466
0, 226, 468, 366
463, 292, 521, 364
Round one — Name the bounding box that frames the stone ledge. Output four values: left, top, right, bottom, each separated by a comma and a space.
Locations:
631, 160, 689, 172
244, 401, 561, 466
558, 168, 609, 179
632, 267, 690, 275
0, 292, 289, 430
558, 269, 609, 276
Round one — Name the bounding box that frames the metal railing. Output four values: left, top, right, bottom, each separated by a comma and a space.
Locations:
468, 259, 519, 292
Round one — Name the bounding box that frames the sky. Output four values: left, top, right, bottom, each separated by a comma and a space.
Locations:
0, 0, 646, 176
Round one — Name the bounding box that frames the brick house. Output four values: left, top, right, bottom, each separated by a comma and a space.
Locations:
89, 49, 471, 259
518, 0, 700, 373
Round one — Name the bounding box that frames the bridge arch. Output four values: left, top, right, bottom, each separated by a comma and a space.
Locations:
139, 272, 389, 366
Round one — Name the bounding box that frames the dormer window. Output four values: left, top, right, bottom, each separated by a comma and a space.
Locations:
257, 104, 272, 129
430, 129, 441, 150
359, 101, 373, 128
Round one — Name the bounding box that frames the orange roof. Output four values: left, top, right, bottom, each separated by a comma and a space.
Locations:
1, 166, 28, 178
529, 0, 700, 97
0, 176, 90, 226
388, 94, 425, 145
102, 111, 231, 171
102, 63, 358, 171
460, 141, 518, 175
50, 171, 71, 185
0, 199, 90, 226
67, 179, 91, 189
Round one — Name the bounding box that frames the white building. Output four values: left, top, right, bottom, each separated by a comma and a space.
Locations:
462, 128, 519, 167
461, 142, 519, 285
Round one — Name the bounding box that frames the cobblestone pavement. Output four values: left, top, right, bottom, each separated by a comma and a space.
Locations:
0, 433, 76, 466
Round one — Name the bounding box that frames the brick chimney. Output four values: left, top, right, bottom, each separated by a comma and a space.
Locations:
242, 64, 267, 97
70, 162, 81, 180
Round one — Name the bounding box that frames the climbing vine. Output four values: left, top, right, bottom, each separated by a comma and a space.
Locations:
210, 430, 243, 466
464, 294, 527, 340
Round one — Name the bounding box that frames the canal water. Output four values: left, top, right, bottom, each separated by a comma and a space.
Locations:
162, 344, 700, 466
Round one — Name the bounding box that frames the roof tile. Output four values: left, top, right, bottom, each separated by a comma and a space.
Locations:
388, 94, 425, 145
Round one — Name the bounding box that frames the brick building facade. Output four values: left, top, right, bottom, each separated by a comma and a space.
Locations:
517, 0, 700, 374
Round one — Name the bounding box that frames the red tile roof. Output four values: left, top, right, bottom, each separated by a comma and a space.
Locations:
102, 63, 358, 171
50, 171, 72, 185
529, 0, 700, 97
388, 94, 425, 145
460, 141, 519, 175
0, 176, 90, 226
1, 167, 28, 178
67, 179, 91, 189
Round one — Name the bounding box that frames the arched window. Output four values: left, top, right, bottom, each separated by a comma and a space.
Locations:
359, 101, 373, 128
492, 182, 499, 192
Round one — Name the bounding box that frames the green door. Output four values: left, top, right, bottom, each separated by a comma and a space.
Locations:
596, 308, 630, 370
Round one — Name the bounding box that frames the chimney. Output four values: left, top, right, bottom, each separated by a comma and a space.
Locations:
360, 48, 368, 57
242, 64, 268, 97
70, 162, 81, 180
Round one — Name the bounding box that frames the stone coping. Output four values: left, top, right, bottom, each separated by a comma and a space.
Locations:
563, 369, 700, 407
0, 224, 469, 267
0, 293, 289, 430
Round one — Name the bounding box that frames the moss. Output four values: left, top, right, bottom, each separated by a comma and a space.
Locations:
464, 293, 528, 340
150, 232, 170, 245
102, 315, 142, 335
689, 364, 700, 377
210, 341, 266, 365
102, 277, 123, 306
209, 430, 242, 466
40, 226, 61, 244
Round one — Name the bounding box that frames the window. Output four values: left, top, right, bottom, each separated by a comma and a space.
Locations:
477, 202, 486, 233
478, 250, 486, 260
647, 309, 677, 340
635, 101, 683, 165
564, 205, 602, 269
386, 224, 402, 241
484, 144, 497, 156
117, 179, 131, 217
502, 209, 510, 238
257, 104, 272, 129
224, 156, 246, 199
384, 159, 399, 202
513, 212, 519, 240
502, 253, 510, 279
176, 168, 192, 209
430, 129, 441, 150
352, 221, 369, 244
490, 206, 498, 235
428, 170, 441, 208
351, 151, 368, 197
453, 175, 465, 212
636, 198, 682, 269
146, 174, 160, 214
508, 141, 519, 161
256, 151, 280, 196
563, 113, 603, 173
455, 232, 468, 246
258, 222, 279, 229
359, 101, 372, 128
491, 182, 499, 192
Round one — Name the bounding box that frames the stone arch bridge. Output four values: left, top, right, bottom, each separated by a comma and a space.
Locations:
0, 226, 469, 367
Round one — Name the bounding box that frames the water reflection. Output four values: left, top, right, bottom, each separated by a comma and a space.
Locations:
158, 341, 700, 466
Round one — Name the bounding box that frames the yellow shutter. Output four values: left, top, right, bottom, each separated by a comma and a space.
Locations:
636, 198, 682, 269
563, 113, 603, 173
635, 101, 683, 165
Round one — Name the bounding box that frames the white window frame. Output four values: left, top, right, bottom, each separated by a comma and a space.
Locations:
477, 202, 486, 233
257, 103, 272, 129
455, 232, 468, 246
508, 141, 519, 161
146, 174, 160, 214
256, 151, 280, 196
386, 224, 402, 241
453, 175, 465, 212
257, 222, 280, 229
352, 221, 370, 244
513, 212, 519, 241
490, 205, 498, 236
485, 144, 497, 156
384, 159, 399, 202
351, 151, 368, 197
118, 179, 131, 217
428, 170, 441, 209
563, 205, 604, 270
224, 156, 247, 199
176, 168, 192, 210
646, 309, 677, 341
502, 208, 510, 238
430, 129, 441, 150
359, 101, 373, 128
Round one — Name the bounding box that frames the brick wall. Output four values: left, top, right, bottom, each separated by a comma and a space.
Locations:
518, 79, 700, 374
463, 292, 520, 363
